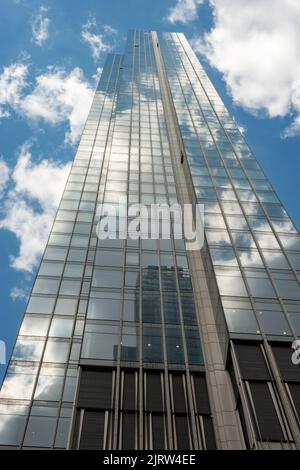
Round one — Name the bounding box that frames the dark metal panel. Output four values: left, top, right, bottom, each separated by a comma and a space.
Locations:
289, 383, 300, 418
272, 344, 300, 383
203, 416, 217, 449
77, 369, 113, 409
152, 414, 165, 450
79, 411, 105, 450
146, 372, 163, 412
175, 415, 189, 449
122, 413, 135, 449
249, 382, 284, 441
193, 374, 211, 415
122, 371, 136, 411
172, 374, 187, 413
235, 343, 270, 381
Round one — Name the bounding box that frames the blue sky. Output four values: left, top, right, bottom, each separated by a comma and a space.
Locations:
0, 0, 299, 382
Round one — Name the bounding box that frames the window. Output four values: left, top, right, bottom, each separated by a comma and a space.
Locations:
34, 367, 64, 401
143, 327, 163, 363
38, 262, 64, 277
54, 297, 78, 315
26, 296, 55, 314
23, 415, 56, 447
49, 318, 74, 337
92, 268, 122, 289
255, 302, 291, 336
43, 340, 69, 363
20, 316, 50, 336
166, 327, 184, 364
262, 251, 290, 270
87, 295, 121, 320
63, 263, 84, 278
215, 268, 248, 297
33, 278, 60, 295
95, 249, 124, 267
0, 411, 27, 446
224, 300, 260, 335
81, 324, 120, 360
59, 280, 81, 296
245, 271, 276, 299
12, 339, 44, 362
185, 330, 203, 365
273, 276, 300, 300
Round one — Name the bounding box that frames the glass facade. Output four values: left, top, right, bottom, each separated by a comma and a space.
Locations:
0, 30, 299, 450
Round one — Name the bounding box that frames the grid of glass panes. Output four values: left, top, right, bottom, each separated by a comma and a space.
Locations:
159, 32, 300, 339
0, 31, 205, 449
0, 54, 123, 448
82, 30, 204, 370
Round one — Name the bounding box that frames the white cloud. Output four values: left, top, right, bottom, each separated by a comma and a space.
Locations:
10, 286, 29, 302
31, 6, 50, 47
195, 0, 300, 137
81, 18, 117, 61
0, 144, 71, 272
21, 66, 94, 145
166, 0, 204, 24
0, 159, 9, 193
0, 63, 28, 117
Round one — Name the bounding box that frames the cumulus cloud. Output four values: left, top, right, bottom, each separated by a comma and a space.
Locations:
31, 6, 50, 47
0, 63, 28, 117
0, 159, 9, 193
194, 0, 300, 137
0, 62, 93, 145
10, 286, 29, 302
20, 67, 94, 144
0, 144, 71, 272
81, 17, 117, 61
166, 0, 204, 24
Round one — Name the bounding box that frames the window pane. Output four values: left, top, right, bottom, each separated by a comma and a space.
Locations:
143, 327, 163, 363
33, 278, 60, 295
54, 298, 78, 315
23, 416, 56, 447
26, 296, 56, 314
43, 341, 69, 363
87, 297, 121, 320
92, 268, 122, 288
20, 317, 50, 336
49, 319, 74, 338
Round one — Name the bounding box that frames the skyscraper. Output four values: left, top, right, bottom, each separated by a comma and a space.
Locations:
0, 30, 300, 450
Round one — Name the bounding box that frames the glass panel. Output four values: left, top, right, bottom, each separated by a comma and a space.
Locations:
34, 368, 64, 401
143, 327, 163, 363
32, 279, 60, 295
142, 291, 161, 323
185, 330, 203, 364
0, 413, 27, 446
255, 302, 292, 336
12, 339, 44, 361
20, 317, 50, 336
87, 295, 121, 320
23, 416, 56, 447
59, 280, 81, 296
166, 328, 184, 364
54, 297, 78, 315
92, 268, 122, 288
0, 365, 38, 400
81, 331, 119, 360
26, 296, 56, 314
43, 341, 69, 363
49, 319, 74, 338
